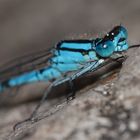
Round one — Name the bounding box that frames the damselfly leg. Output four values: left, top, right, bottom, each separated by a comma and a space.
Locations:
13, 53, 127, 131
14, 53, 124, 129
13, 60, 100, 130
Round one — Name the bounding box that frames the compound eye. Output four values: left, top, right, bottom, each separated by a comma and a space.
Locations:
103, 44, 107, 48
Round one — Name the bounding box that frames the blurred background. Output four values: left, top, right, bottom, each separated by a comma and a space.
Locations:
0, 0, 140, 65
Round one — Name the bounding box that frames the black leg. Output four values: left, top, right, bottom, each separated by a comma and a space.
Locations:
13, 60, 110, 130
66, 78, 76, 102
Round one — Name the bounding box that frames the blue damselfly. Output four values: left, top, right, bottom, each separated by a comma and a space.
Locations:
0, 25, 138, 130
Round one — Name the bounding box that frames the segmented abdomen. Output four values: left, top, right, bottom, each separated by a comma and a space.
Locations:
0, 41, 98, 91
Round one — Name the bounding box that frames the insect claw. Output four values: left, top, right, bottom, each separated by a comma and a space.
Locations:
66, 78, 76, 102
13, 122, 22, 131
67, 94, 75, 102
13, 118, 30, 131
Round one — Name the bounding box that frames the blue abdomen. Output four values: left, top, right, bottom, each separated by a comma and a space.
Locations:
0, 40, 98, 92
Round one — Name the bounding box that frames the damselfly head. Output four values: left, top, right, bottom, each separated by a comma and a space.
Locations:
96, 25, 129, 55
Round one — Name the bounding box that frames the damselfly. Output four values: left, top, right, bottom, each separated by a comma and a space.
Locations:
0, 26, 128, 92
0, 25, 135, 129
